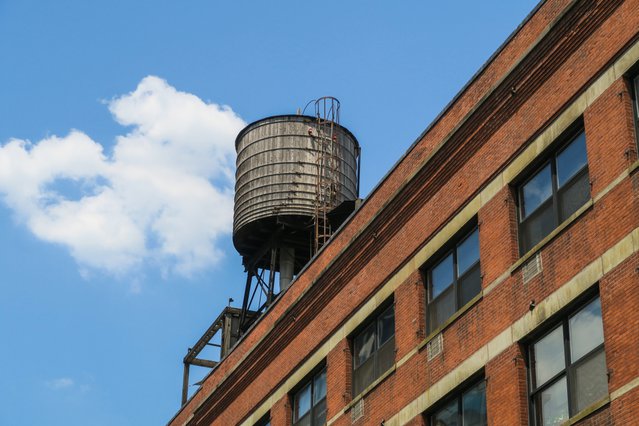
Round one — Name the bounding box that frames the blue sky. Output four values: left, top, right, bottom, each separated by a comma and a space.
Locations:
0, 1, 538, 425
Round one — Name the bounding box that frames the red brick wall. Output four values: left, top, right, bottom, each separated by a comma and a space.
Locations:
611, 386, 639, 425
327, 339, 352, 417
485, 344, 528, 426
601, 253, 639, 394
271, 394, 292, 426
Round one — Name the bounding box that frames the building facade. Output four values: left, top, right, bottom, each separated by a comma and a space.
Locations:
168, 0, 639, 424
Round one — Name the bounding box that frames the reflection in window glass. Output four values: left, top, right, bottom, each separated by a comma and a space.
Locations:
540, 377, 569, 426
354, 323, 375, 367
573, 350, 607, 412
558, 172, 590, 221
432, 398, 458, 426
459, 266, 481, 308
431, 254, 454, 299
533, 326, 565, 387
457, 230, 479, 275
313, 400, 326, 426
429, 287, 455, 333
313, 370, 326, 404
522, 164, 552, 218
295, 383, 311, 419
556, 132, 587, 187
353, 357, 374, 397
377, 338, 395, 377
569, 297, 604, 362
378, 306, 395, 345
521, 202, 555, 252
462, 381, 487, 426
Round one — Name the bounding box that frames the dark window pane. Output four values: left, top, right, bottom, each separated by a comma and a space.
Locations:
458, 263, 481, 307
353, 357, 374, 395
521, 200, 554, 252
257, 416, 271, 426
295, 383, 312, 420
353, 306, 395, 397
313, 369, 326, 404
295, 414, 311, 426
558, 170, 589, 222
377, 338, 395, 374
634, 75, 639, 152
556, 132, 587, 188
354, 323, 376, 368
522, 164, 552, 218
428, 285, 455, 332
431, 253, 454, 299
432, 398, 459, 426
538, 377, 569, 426
572, 349, 608, 413
462, 381, 487, 426
533, 326, 565, 388
634, 75, 639, 121
457, 229, 479, 275
569, 297, 604, 362
378, 306, 395, 345
313, 398, 327, 426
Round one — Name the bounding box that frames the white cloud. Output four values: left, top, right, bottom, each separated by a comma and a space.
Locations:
0, 76, 245, 278
45, 377, 75, 390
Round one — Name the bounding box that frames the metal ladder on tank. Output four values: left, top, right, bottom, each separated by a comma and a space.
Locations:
313, 97, 341, 254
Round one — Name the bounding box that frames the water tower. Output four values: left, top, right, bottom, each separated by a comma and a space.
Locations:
179, 98, 360, 404
233, 97, 361, 331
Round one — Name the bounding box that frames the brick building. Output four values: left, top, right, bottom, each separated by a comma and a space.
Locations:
168, 0, 639, 425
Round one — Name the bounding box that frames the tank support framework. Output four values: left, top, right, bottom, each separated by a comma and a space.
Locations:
238, 228, 282, 332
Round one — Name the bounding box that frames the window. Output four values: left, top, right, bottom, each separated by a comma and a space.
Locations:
293, 367, 326, 426
429, 379, 487, 426
426, 226, 480, 333
255, 413, 271, 426
518, 127, 590, 253
528, 296, 607, 426
352, 304, 395, 396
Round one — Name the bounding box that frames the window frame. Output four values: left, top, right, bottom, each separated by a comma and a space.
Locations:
292, 365, 327, 426
527, 293, 608, 426
427, 376, 488, 426
516, 124, 590, 255
351, 302, 395, 397
423, 221, 481, 334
